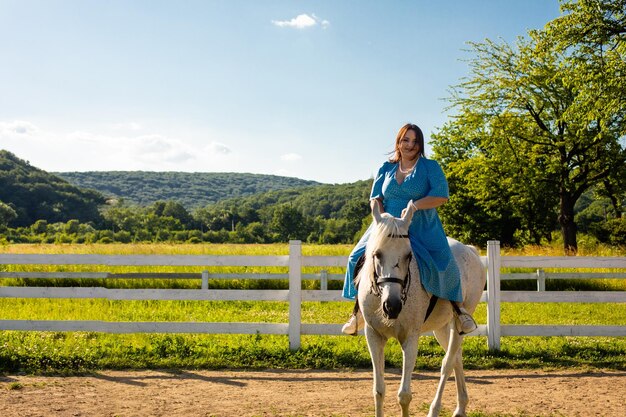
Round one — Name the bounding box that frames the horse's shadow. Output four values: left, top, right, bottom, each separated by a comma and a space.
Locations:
89, 368, 373, 388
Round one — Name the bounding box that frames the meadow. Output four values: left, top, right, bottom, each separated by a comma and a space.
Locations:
0, 242, 625, 373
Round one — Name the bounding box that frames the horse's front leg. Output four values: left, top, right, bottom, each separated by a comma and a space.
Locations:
365, 325, 387, 417
398, 333, 419, 417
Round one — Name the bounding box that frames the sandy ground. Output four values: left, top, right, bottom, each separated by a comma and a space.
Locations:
1, 368, 624, 417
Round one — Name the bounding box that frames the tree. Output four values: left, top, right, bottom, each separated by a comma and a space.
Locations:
160, 201, 194, 228
269, 204, 309, 242
544, 0, 626, 219
0, 201, 17, 228
433, 0, 626, 253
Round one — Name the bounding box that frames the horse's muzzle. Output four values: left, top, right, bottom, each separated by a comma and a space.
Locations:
382, 297, 402, 320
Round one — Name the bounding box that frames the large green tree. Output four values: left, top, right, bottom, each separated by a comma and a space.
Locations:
433, 0, 626, 253
544, 0, 626, 219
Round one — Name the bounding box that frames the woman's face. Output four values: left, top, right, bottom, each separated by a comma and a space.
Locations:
399, 129, 420, 161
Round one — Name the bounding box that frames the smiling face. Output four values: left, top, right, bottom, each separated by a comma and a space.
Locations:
400, 129, 420, 162
391, 123, 425, 163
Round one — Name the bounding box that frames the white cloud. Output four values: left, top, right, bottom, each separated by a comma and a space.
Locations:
281, 153, 302, 161
0, 120, 38, 137
0, 120, 240, 173
64, 131, 196, 167
127, 134, 195, 165
272, 13, 329, 29
205, 141, 232, 155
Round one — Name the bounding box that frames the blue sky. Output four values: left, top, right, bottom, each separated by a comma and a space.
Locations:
0, 0, 562, 184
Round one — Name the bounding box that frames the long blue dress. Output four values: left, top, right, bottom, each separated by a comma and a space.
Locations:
342, 158, 463, 302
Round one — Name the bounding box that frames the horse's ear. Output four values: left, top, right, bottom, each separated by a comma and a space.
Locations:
372, 199, 383, 224
399, 200, 416, 228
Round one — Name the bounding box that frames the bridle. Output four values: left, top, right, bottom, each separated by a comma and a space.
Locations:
371, 233, 412, 303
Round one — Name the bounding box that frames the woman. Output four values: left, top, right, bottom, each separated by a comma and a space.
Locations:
341, 123, 477, 335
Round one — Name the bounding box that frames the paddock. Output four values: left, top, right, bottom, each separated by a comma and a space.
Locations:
2, 368, 625, 417
1, 241, 625, 416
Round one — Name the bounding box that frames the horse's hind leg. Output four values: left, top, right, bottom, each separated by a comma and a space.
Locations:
427, 326, 466, 417
450, 348, 468, 417
434, 327, 469, 417
365, 326, 387, 417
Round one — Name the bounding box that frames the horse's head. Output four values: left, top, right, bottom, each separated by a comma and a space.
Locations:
366, 200, 416, 320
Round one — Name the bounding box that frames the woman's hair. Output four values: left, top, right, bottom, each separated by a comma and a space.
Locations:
388, 123, 425, 163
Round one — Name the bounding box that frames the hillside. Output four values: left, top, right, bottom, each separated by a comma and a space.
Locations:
55, 171, 322, 208
0, 150, 105, 227
204, 180, 372, 218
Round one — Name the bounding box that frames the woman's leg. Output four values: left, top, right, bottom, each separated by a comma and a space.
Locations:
342, 255, 366, 335
341, 225, 373, 335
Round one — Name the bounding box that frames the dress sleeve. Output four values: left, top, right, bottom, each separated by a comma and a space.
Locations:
426, 160, 449, 198
369, 162, 388, 200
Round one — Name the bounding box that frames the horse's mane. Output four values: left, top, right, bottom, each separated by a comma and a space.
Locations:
354, 213, 403, 289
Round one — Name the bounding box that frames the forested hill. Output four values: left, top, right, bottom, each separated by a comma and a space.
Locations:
55, 171, 321, 208
0, 150, 105, 227
202, 180, 372, 220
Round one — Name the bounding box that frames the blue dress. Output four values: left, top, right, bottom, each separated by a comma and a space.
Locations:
342, 158, 463, 302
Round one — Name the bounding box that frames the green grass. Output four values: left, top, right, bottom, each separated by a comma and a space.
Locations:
0, 243, 625, 373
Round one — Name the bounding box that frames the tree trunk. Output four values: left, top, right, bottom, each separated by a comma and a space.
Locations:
559, 192, 578, 255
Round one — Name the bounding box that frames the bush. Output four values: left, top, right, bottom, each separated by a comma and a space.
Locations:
31, 219, 48, 234
173, 231, 189, 242
114, 231, 132, 243
54, 234, 73, 244
607, 217, 626, 246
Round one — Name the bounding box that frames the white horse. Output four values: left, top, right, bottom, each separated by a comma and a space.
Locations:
356, 201, 486, 417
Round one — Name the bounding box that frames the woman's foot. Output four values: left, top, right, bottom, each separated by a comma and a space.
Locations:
455, 307, 478, 334
341, 310, 365, 335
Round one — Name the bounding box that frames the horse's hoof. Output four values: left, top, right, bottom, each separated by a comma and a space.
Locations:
452, 407, 467, 417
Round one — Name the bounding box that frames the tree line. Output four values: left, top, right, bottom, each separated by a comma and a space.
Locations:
1, 187, 372, 245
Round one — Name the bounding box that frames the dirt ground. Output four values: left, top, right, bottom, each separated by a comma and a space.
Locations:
0, 368, 624, 417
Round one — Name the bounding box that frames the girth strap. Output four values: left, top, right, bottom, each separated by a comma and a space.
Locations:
423, 295, 439, 322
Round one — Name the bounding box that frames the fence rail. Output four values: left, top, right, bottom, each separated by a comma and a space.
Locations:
1, 240, 625, 350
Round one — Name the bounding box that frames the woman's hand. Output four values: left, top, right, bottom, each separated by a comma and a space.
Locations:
370, 198, 383, 213
406, 197, 448, 215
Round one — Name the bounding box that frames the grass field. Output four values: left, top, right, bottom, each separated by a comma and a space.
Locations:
0, 242, 625, 373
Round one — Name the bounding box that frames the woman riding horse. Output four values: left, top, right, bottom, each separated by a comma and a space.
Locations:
341, 123, 477, 335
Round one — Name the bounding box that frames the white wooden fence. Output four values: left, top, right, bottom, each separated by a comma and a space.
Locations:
0, 240, 625, 350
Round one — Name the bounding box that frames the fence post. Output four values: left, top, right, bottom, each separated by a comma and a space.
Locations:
537, 269, 546, 291
536, 269, 546, 292
486, 240, 501, 351
201, 270, 209, 290
288, 240, 302, 350
320, 270, 328, 291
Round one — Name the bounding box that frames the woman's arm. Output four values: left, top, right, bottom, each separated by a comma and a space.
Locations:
411, 196, 448, 210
